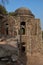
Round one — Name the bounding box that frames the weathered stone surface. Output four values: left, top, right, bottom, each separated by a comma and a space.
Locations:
0, 44, 18, 57
0, 7, 42, 65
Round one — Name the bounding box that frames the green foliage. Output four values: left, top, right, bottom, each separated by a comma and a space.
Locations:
0, 5, 7, 14
9, 12, 17, 16
8, 12, 17, 16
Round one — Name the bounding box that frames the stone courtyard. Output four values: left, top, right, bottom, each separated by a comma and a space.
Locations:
0, 7, 43, 65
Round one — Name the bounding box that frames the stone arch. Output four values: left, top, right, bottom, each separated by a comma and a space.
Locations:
3, 22, 9, 37
20, 21, 26, 35
5, 23, 9, 35
21, 21, 26, 26
8, 16, 16, 25
21, 42, 26, 53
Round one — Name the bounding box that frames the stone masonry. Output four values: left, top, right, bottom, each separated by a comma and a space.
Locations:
0, 7, 42, 65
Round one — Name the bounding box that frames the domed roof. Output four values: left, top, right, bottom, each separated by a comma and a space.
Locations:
15, 7, 34, 16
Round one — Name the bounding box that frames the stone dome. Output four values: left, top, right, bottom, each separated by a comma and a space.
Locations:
15, 7, 34, 16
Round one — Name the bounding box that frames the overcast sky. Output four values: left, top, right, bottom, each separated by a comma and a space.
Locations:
0, 0, 43, 30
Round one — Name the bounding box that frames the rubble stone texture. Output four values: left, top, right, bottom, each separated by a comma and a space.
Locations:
0, 7, 42, 65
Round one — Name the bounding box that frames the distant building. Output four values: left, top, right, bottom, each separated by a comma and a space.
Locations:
0, 7, 42, 65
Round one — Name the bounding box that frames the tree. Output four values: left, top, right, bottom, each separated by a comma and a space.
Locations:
0, 5, 7, 14
9, 12, 16, 16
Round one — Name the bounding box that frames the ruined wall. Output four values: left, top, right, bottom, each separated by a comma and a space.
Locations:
0, 8, 42, 65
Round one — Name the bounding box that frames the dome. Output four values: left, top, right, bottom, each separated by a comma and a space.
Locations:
15, 7, 34, 16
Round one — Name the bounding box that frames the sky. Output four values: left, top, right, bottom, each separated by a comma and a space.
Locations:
0, 0, 43, 30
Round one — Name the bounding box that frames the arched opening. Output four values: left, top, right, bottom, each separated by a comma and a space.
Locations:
6, 27, 8, 35
20, 21, 26, 35
21, 42, 26, 53
21, 28, 25, 34
22, 46, 25, 52
5, 23, 9, 35
21, 22, 25, 26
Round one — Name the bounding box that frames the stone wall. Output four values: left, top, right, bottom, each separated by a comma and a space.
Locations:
0, 8, 42, 65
